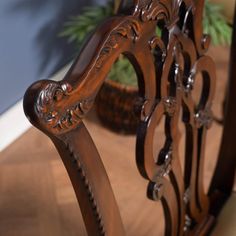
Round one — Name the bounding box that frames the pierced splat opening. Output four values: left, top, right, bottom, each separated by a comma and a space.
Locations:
107, 55, 138, 87
182, 102, 193, 190
189, 70, 212, 113
167, 61, 178, 98
157, 20, 169, 48
177, 2, 187, 30
178, 107, 187, 179
96, 54, 140, 134
84, 113, 166, 235
151, 22, 169, 99
152, 115, 173, 167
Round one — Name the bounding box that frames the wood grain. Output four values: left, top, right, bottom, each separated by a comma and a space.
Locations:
0, 46, 234, 236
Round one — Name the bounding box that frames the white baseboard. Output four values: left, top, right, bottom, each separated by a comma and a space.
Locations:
0, 63, 71, 152
0, 100, 31, 151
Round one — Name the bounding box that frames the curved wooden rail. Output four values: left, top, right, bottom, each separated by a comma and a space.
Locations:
23, 0, 235, 235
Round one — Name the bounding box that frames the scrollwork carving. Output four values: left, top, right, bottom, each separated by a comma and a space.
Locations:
184, 214, 193, 232
136, 0, 216, 234
194, 107, 213, 129
141, 0, 179, 27
155, 149, 173, 178
162, 97, 177, 116
95, 19, 140, 69
149, 36, 167, 61
152, 181, 164, 201
36, 82, 73, 114
36, 81, 94, 134
24, 0, 217, 234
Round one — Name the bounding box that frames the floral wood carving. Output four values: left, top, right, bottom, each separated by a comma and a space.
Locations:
95, 19, 140, 69
34, 81, 94, 133
24, 0, 217, 235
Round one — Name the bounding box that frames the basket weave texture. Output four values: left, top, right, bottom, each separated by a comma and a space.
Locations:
96, 79, 139, 134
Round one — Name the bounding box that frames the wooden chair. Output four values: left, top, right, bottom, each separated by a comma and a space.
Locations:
23, 0, 236, 235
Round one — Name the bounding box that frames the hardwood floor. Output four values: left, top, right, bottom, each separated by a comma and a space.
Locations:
0, 46, 233, 235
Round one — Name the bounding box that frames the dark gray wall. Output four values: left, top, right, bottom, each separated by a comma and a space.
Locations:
0, 0, 106, 114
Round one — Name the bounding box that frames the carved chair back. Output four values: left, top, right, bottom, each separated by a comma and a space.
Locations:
23, 0, 236, 235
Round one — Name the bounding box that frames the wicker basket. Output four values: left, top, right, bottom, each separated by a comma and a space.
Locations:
95, 79, 140, 134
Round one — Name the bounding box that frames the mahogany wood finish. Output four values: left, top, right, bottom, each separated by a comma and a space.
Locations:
23, 0, 236, 235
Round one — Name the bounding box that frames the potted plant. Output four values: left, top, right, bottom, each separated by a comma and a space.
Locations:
60, 0, 231, 134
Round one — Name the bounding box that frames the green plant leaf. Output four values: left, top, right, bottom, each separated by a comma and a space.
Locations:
204, 0, 232, 46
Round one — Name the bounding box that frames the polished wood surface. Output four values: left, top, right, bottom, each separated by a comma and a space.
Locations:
1, 46, 234, 236
22, 0, 236, 235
